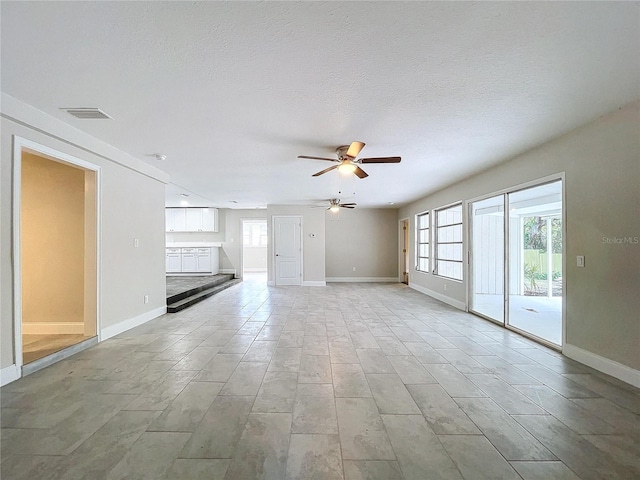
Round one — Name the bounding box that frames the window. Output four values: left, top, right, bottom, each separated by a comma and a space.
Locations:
243, 222, 268, 247
435, 203, 463, 280
416, 212, 430, 273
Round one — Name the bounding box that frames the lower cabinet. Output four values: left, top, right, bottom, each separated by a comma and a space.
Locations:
166, 247, 219, 274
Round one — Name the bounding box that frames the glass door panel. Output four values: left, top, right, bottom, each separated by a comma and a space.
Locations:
507, 181, 563, 345
470, 195, 505, 323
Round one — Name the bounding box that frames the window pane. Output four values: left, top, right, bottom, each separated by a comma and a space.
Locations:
419, 258, 429, 272
419, 244, 429, 257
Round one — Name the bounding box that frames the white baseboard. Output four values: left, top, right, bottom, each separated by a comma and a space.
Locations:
267, 280, 275, 286
563, 343, 640, 388
22, 322, 84, 335
100, 306, 166, 341
326, 277, 399, 283
244, 268, 267, 273
1, 364, 20, 387
408, 282, 466, 311
302, 281, 326, 287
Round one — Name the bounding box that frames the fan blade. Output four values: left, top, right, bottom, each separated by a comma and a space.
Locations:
298, 155, 337, 162
359, 156, 401, 164
341, 205, 356, 209
346, 141, 365, 158
353, 166, 368, 178
339, 203, 357, 207
312, 165, 339, 177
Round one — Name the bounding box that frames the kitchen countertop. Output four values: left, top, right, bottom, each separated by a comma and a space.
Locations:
166, 242, 222, 248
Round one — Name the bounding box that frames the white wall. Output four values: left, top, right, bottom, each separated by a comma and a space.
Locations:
325, 208, 398, 280
266, 205, 325, 285
1, 94, 169, 373
399, 101, 640, 375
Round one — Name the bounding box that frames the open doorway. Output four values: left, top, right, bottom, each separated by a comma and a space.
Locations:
400, 219, 409, 284
14, 139, 98, 370
242, 219, 268, 284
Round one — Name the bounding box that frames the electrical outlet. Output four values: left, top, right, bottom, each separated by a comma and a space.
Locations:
577, 255, 585, 267
134, 238, 139, 248
352, 266, 356, 272
443, 284, 447, 291
144, 294, 149, 304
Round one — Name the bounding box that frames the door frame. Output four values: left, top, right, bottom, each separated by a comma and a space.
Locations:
399, 218, 409, 283
12, 136, 101, 372
466, 172, 566, 350
272, 215, 302, 286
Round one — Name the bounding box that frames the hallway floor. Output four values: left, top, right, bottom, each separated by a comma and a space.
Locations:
2, 281, 639, 479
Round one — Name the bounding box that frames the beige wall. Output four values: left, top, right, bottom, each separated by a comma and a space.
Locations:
399, 101, 640, 371
21, 153, 85, 324
266, 205, 325, 284
1, 94, 169, 370
325, 208, 399, 279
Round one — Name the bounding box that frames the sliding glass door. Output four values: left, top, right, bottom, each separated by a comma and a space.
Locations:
469, 179, 563, 347
470, 195, 504, 324
507, 181, 563, 345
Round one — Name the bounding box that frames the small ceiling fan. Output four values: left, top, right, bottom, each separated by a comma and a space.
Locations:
298, 141, 401, 178
325, 198, 356, 212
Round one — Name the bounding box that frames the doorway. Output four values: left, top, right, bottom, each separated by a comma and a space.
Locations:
469, 177, 563, 347
242, 219, 268, 283
273, 216, 301, 286
14, 138, 99, 370
400, 219, 409, 284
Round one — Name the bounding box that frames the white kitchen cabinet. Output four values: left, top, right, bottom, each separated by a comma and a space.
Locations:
166, 246, 219, 274
166, 209, 186, 232
166, 248, 182, 273
165, 208, 218, 232
181, 248, 197, 271
200, 208, 218, 232
196, 248, 212, 272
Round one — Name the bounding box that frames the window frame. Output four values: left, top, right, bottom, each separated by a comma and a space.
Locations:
434, 202, 464, 281
415, 211, 430, 274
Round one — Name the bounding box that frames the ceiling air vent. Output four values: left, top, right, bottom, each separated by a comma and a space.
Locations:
61, 107, 113, 119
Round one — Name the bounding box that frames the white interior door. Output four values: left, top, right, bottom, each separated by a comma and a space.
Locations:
274, 216, 301, 285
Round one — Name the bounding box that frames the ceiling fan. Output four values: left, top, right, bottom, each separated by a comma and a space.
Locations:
324, 198, 356, 212
298, 141, 401, 178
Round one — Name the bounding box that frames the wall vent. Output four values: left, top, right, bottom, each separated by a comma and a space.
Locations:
61, 107, 112, 119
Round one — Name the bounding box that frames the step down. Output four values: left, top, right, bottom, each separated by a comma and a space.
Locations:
167, 278, 242, 313
167, 274, 235, 305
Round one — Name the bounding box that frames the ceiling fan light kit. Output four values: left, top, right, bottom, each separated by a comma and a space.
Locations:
298, 140, 401, 179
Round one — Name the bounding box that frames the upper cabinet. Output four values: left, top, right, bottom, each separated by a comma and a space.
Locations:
166, 208, 218, 232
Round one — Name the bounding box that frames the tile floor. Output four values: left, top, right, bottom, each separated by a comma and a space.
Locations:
2, 278, 639, 480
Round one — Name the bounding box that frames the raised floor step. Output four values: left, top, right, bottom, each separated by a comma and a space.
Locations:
167, 278, 242, 313
167, 274, 235, 305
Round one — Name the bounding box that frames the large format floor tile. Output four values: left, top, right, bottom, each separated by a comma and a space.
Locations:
2, 279, 638, 479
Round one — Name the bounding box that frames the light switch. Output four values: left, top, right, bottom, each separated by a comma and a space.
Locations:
577, 255, 585, 267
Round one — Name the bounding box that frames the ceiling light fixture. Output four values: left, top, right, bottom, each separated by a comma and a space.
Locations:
330, 206, 340, 213
154, 154, 167, 161
338, 161, 357, 174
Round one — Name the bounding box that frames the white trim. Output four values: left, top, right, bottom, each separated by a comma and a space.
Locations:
409, 282, 466, 310
100, 306, 166, 341
267, 280, 275, 286
22, 322, 84, 335
326, 277, 399, 283
563, 344, 640, 389
0, 365, 21, 387
12, 136, 102, 366
302, 281, 326, 287
244, 268, 267, 273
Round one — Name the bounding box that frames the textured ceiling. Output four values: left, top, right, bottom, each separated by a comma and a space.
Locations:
2, 1, 639, 208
